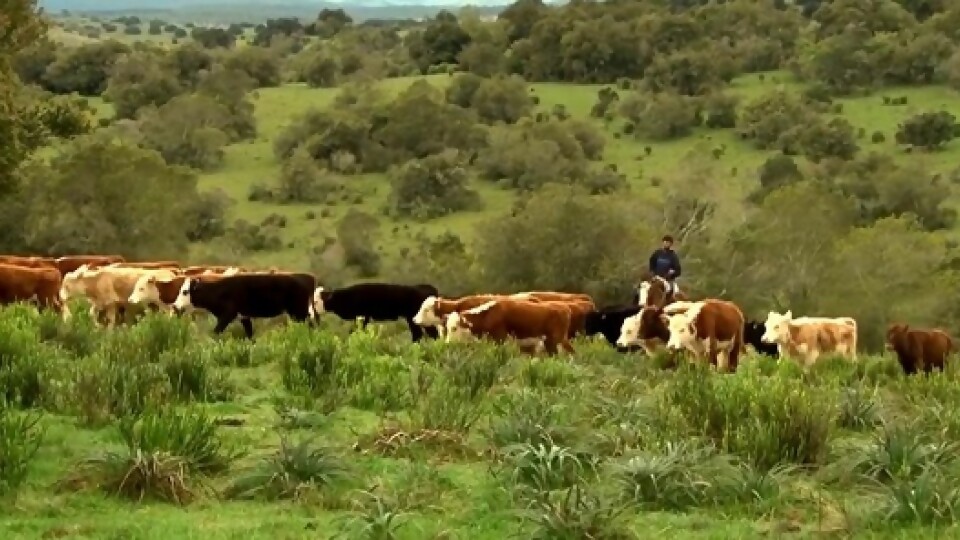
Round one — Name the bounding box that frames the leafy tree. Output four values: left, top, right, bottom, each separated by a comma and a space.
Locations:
190, 27, 234, 49
388, 149, 481, 219
754, 154, 803, 202
16, 133, 199, 258
781, 116, 860, 162
301, 50, 339, 88
43, 40, 131, 96
166, 43, 214, 87
642, 49, 729, 96
276, 146, 339, 203
801, 27, 881, 94
123, 25, 142, 36
471, 185, 650, 303
337, 209, 381, 277
894, 110, 957, 149
701, 92, 739, 129
873, 30, 953, 85
498, 0, 548, 43
35, 94, 92, 139
811, 0, 916, 38
184, 188, 232, 242
817, 216, 956, 349
223, 46, 281, 88
137, 94, 232, 170
738, 90, 818, 149
12, 39, 57, 87
104, 50, 182, 119
407, 11, 472, 73
449, 73, 533, 124
307, 8, 354, 38
619, 91, 700, 140
194, 66, 257, 141
252, 18, 303, 47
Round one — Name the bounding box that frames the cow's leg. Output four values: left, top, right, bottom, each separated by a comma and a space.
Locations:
405, 318, 425, 342
239, 317, 255, 339
560, 338, 575, 355
543, 337, 559, 355
707, 338, 720, 370
213, 314, 237, 336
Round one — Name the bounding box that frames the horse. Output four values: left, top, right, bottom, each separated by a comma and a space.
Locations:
633, 273, 688, 309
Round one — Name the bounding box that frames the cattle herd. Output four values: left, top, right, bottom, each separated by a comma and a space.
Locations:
0, 254, 952, 375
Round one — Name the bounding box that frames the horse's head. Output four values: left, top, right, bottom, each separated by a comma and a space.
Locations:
636, 275, 673, 308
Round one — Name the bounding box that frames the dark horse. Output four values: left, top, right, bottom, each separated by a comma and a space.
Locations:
632, 272, 689, 309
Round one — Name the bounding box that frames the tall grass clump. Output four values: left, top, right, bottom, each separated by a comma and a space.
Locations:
837, 385, 881, 431
64, 407, 238, 504
279, 326, 343, 411
225, 435, 349, 502
160, 344, 235, 403
35, 306, 99, 358
0, 405, 44, 498
418, 339, 508, 398
406, 363, 485, 433
0, 304, 61, 409
517, 484, 636, 540
126, 313, 196, 362
70, 336, 172, 425
661, 364, 833, 470
486, 388, 583, 448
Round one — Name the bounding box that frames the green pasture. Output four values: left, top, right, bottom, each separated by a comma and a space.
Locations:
172, 72, 960, 271
2, 304, 960, 538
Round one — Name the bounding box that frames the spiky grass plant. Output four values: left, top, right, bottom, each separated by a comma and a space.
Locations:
224, 436, 348, 501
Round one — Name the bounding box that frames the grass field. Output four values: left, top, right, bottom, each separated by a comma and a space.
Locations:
4, 304, 960, 538
174, 72, 960, 271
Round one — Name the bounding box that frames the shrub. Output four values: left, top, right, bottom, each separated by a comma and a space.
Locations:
0, 407, 44, 498
224, 436, 348, 501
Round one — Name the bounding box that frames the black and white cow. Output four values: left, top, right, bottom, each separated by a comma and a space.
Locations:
583, 304, 642, 352
173, 272, 316, 338
311, 282, 441, 341
744, 319, 779, 357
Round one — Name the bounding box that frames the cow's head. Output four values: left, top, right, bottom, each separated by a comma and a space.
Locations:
311, 286, 333, 316
616, 312, 643, 348
129, 274, 161, 305
761, 310, 792, 344
665, 312, 696, 351
412, 296, 441, 326
444, 312, 474, 342
172, 278, 195, 313
885, 322, 909, 351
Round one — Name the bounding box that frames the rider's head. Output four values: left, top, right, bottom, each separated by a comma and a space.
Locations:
661, 235, 674, 250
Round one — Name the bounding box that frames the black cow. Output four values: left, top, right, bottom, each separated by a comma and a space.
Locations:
744, 320, 778, 357
312, 282, 441, 341
174, 273, 315, 338
584, 304, 642, 352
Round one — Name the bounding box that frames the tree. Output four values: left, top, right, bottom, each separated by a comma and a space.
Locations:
895, 110, 957, 149
407, 11, 472, 73
190, 27, 234, 49
16, 133, 200, 258
104, 51, 182, 119
194, 66, 257, 141
166, 43, 214, 87
42, 40, 131, 96
619, 91, 700, 141
137, 94, 232, 170
498, 0, 548, 43
471, 185, 651, 303
276, 146, 339, 203
738, 90, 818, 150
782, 117, 860, 162
642, 49, 728, 96
301, 50, 339, 88
817, 216, 957, 349
388, 149, 481, 219
307, 8, 353, 39
12, 39, 57, 87
223, 46, 281, 88
337, 209, 381, 277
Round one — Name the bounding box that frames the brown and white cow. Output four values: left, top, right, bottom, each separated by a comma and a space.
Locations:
0, 263, 64, 314
107, 261, 181, 271
619, 300, 744, 372
760, 310, 857, 366
885, 323, 954, 375
444, 298, 575, 355
662, 300, 745, 372
60, 265, 179, 326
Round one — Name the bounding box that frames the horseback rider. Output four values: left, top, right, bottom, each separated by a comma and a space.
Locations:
648, 234, 682, 296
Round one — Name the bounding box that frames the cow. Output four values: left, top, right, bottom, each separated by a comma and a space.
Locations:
311, 282, 441, 342
744, 320, 778, 357
444, 298, 574, 355
60, 264, 179, 326
172, 273, 316, 338
0, 263, 64, 314
661, 300, 745, 372
182, 265, 241, 276
54, 255, 125, 275
584, 305, 642, 350
616, 304, 680, 356
412, 294, 506, 337
885, 323, 954, 375
634, 274, 688, 308
760, 310, 857, 366
128, 266, 240, 311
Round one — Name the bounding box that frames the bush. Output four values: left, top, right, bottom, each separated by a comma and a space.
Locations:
0, 407, 44, 498
388, 149, 481, 219
895, 111, 957, 150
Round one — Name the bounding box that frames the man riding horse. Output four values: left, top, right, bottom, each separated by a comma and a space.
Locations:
635, 235, 685, 308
